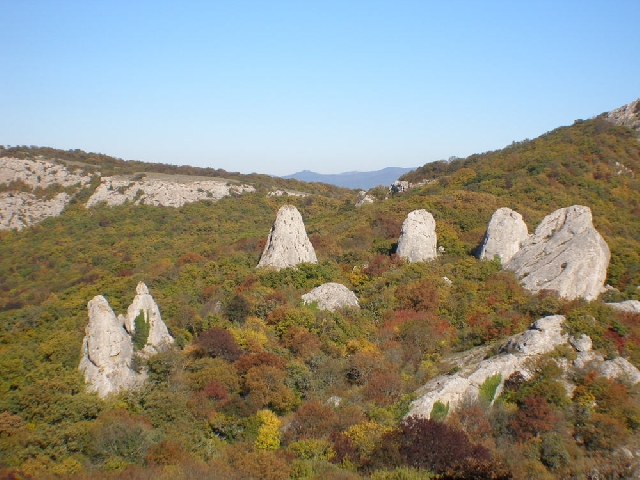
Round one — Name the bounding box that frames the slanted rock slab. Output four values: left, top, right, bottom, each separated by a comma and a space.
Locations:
257, 205, 317, 270
505, 205, 610, 301
396, 209, 437, 263
477, 207, 528, 264
607, 300, 640, 313
301, 282, 359, 311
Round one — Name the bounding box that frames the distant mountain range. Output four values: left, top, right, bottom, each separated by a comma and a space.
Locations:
283, 166, 416, 190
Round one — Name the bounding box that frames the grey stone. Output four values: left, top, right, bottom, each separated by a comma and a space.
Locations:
569, 334, 593, 352
606, 98, 640, 135
505, 205, 610, 301
301, 282, 359, 311
477, 207, 529, 264
355, 191, 374, 207
257, 205, 317, 270
396, 209, 437, 263
607, 300, 640, 314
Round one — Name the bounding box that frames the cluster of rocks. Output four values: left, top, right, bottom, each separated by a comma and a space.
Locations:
86, 176, 255, 208
477, 205, 610, 301
79, 282, 173, 397
408, 313, 640, 420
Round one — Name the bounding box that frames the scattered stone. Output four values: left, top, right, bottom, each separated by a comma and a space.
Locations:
257, 205, 317, 270
442, 276, 453, 286
79, 283, 174, 397
355, 191, 375, 207
505, 205, 610, 301
396, 209, 437, 263
477, 207, 529, 264
407, 314, 640, 420
607, 300, 640, 313
301, 282, 359, 311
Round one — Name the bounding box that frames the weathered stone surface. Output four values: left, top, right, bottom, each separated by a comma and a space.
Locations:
257, 205, 317, 270
79, 284, 173, 397
569, 334, 593, 352
606, 98, 640, 135
396, 209, 437, 263
267, 189, 308, 198
505, 205, 610, 301
79, 296, 145, 398
301, 282, 359, 311
607, 300, 640, 313
407, 314, 640, 420
355, 191, 374, 207
86, 176, 255, 208
0, 192, 69, 230
477, 207, 529, 264
389, 180, 410, 193
0, 157, 93, 189
123, 282, 174, 355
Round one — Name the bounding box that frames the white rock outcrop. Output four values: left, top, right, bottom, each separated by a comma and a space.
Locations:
477, 207, 529, 264
606, 98, 640, 135
79, 283, 173, 397
301, 283, 359, 311
396, 209, 437, 263
0, 157, 93, 189
505, 205, 610, 301
607, 300, 640, 314
355, 191, 374, 207
407, 315, 640, 420
257, 205, 317, 270
0, 192, 70, 230
122, 282, 174, 355
79, 296, 145, 398
86, 176, 255, 208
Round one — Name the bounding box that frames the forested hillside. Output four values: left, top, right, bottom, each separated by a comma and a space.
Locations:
1, 114, 640, 479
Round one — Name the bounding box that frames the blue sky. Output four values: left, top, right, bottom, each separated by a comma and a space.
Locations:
2, 1, 639, 176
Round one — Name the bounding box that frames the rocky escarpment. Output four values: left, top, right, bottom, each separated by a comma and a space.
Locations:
86, 175, 255, 207
0, 192, 70, 230
606, 98, 640, 136
477, 207, 529, 264
257, 205, 317, 270
0, 157, 93, 188
504, 205, 610, 301
301, 283, 359, 311
79, 282, 173, 397
407, 315, 640, 420
396, 209, 437, 263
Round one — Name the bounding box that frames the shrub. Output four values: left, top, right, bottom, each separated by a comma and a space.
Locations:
478, 373, 502, 404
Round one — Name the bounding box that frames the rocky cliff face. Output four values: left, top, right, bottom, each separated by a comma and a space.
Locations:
396, 209, 437, 263
79, 283, 173, 397
257, 205, 317, 270
606, 98, 640, 135
0, 157, 93, 189
477, 207, 529, 264
407, 315, 640, 420
301, 282, 359, 311
505, 205, 610, 301
0, 192, 70, 230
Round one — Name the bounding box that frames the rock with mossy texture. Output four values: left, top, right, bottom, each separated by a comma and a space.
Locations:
477, 207, 529, 264
79, 283, 173, 397
505, 205, 610, 301
79, 296, 145, 398
396, 209, 437, 263
607, 300, 640, 313
407, 315, 640, 420
123, 282, 174, 355
301, 282, 359, 311
257, 205, 317, 270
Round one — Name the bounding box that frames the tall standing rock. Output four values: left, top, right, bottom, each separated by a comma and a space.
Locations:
123, 282, 174, 355
257, 205, 317, 270
505, 205, 610, 301
477, 207, 529, 264
79, 296, 145, 398
396, 209, 437, 263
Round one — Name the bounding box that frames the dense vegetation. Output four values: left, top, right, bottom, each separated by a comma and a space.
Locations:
1, 117, 640, 478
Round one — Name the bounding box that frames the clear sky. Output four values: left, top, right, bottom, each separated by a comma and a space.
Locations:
2, 1, 639, 176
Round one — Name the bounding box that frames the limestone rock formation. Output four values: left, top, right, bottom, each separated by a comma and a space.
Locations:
123, 282, 174, 355
0, 157, 93, 189
79, 296, 145, 398
606, 98, 640, 135
79, 283, 174, 397
607, 300, 640, 314
0, 192, 70, 230
389, 180, 410, 194
505, 205, 610, 301
86, 175, 255, 208
407, 315, 640, 420
396, 209, 437, 263
477, 207, 529, 264
257, 205, 317, 270
301, 283, 359, 311
355, 191, 374, 207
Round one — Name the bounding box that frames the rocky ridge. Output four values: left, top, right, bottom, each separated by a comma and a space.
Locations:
396, 209, 437, 263
79, 282, 173, 397
0, 191, 70, 230
301, 282, 359, 311
407, 314, 640, 420
257, 205, 318, 270
605, 98, 640, 135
